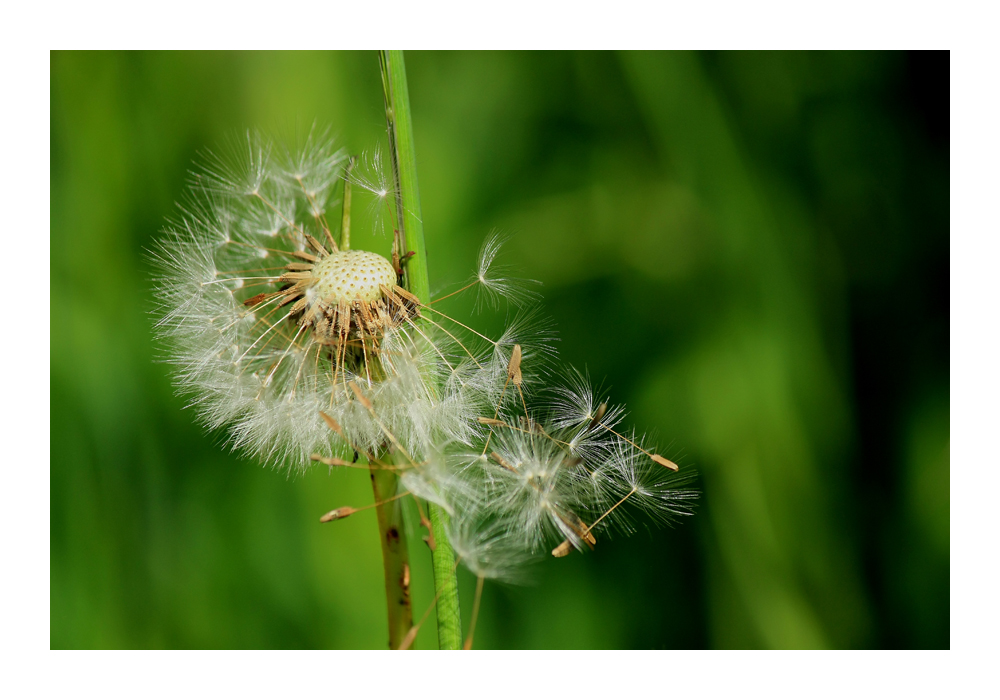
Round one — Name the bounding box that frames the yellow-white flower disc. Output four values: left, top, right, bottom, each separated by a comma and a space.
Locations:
311, 250, 397, 305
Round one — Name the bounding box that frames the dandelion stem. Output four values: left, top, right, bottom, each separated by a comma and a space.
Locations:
369, 452, 414, 649
380, 51, 428, 301
381, 49, 463, 650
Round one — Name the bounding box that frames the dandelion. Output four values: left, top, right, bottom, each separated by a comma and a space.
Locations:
154, 53, 697, 650
153, 125, 557, 650
152, 129, 538, 472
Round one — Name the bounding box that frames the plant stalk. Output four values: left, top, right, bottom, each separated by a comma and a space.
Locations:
370, 455, 413, 649
380, 49, 463, 651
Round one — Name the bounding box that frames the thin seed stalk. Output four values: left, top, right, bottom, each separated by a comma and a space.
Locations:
370, 452, 414, 649
380, 49, 463, 650
340, 156, 355, 250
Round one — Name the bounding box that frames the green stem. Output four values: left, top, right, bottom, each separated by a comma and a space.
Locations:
426, 503, 462, 649
380, 50, 429, 302
370, 455, 414, 649
380, 49, 463, 650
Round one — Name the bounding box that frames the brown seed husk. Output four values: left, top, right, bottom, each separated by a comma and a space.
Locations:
319, 412, 344, 436
244, 291, 278, 307
348, 381, 373, 411
279, 271, 311, 282
652, 454, 679, 471
489, 451, 517, 473
320, 506, 357, 523
559, 510, 596, 546
276, 288, 303, 308
305, 233, 327, 255
508, 344, 523, 386
552, 540, 573, 558
311, 453, 353, 467
394, 285, 421, 305
588, 402, 608, 431
338, 300, 351, 336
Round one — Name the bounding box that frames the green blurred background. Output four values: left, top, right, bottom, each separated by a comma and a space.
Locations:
50, 51, 949, 649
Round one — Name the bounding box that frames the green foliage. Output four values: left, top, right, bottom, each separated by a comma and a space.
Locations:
50, 50, 948, 649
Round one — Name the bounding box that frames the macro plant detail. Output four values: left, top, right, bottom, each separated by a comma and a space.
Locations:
152, 51, 696, 650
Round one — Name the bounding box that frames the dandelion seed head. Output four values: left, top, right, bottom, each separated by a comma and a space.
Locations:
154, 130, 524, 474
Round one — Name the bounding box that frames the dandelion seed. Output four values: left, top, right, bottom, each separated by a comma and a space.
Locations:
651, 454, 680, 471
551, 541, 573, 558
319, 490, 410, 523
507, 344, 523, 386
473, 231, 541, 310
320, 506, 357, 523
